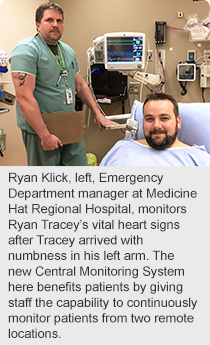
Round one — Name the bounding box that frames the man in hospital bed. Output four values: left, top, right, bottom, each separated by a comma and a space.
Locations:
100, 93, 210, 166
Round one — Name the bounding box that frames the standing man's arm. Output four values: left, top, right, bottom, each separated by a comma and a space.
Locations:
75, 72, 117, 130
12, 72, 62, 151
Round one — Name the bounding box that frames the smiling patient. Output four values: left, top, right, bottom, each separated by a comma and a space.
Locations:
100, 93, 210, 166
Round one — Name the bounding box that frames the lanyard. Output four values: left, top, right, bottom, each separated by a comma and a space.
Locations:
47, 44, 69, 88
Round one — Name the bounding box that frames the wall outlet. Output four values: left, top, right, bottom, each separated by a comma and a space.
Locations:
147, 50, 153, 61
187, 50, 196, 61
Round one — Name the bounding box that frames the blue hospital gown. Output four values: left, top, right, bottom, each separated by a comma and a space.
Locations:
100, 139, 210, 166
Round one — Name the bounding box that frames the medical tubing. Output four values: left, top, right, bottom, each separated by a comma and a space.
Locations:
86, 48, 107, 117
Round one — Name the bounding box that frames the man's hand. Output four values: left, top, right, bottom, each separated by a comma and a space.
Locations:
75, 73, 119, 130
40, 133, 63, 151
95, 112, 118, 131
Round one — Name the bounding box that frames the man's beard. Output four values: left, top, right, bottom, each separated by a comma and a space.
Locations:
46, 30, 62, 45
144, 126, 178, 150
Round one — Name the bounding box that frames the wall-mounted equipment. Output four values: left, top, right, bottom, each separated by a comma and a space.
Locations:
155, 21, 166, 45
177, 62, 196, 81
200, 65, 210, 88
177, 61, 197, 96
187, 50, 196, 61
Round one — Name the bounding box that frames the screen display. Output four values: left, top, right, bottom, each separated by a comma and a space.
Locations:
177, 63, 196, 81
106, 36, 144, 65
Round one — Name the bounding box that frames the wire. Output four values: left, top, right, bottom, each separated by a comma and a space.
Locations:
195, 55, 208, 69
156, 45, 166, 80
166, 25, 184, 31
202, 88, 205, 103
86, 48, 107, 117
84, 129, 101, 138
84, 45, 108, 138
179, 81, 187, 96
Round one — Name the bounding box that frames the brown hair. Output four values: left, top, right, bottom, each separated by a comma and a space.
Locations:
143, 93, 179, 118
35, 2, 64, 23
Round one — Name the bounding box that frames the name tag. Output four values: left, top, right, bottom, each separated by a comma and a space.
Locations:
66, 88, 73, 104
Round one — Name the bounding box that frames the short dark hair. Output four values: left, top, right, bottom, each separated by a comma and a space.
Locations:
143, 93, 179, 118
35, 2, 64, 23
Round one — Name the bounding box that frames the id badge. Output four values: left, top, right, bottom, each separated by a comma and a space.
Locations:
66, 88, 73, 104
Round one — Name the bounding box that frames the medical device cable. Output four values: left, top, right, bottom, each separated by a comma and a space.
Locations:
179, 81, 187, 96
195, 55, 208, 69
166, 25, 184, 31
85, 46, 108, 137
201, 88, 205, 102
82, 47, 107, 138
86, 45, 107, 117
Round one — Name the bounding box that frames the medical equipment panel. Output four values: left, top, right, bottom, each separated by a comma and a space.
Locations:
177, 62, 196, 81
104, 33, 145, 71
155, 21, 166, 45
200, 65, 210, 88
92, 33, 146, 71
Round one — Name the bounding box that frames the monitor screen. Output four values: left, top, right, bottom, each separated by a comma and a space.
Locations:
177, 63, 196, 81
104, 33, 145, 71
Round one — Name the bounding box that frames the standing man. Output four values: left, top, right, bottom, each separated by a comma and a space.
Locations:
10, 2, 114, 166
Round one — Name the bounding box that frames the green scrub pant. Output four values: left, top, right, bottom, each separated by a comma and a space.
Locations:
22, 131, 88, 166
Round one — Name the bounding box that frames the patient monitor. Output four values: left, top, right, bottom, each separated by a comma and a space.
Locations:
93, 32, 145, 70
104, 33, 145, 71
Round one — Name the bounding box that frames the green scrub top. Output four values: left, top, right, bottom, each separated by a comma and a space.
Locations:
10, 34, 80, 134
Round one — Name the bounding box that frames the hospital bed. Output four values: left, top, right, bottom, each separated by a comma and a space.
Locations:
101, 101, 210, 166
129, 101, 210, 154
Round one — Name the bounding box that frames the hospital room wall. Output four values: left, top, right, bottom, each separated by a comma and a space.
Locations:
0, 0, 209, 166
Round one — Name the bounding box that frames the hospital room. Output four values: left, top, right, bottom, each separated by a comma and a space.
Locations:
0, 0, 210, 166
